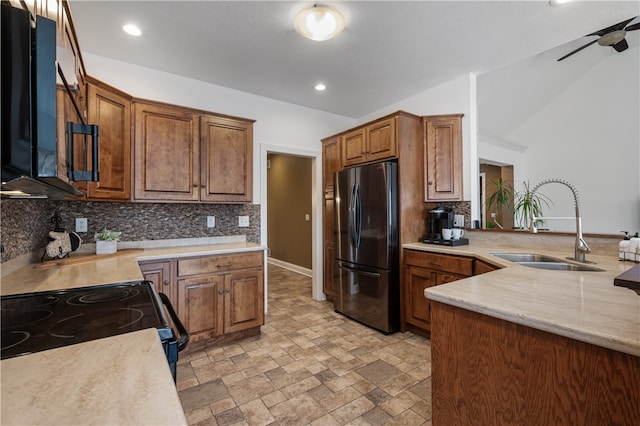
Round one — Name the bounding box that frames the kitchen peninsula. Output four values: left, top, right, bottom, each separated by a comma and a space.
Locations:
404, 234, 640, 425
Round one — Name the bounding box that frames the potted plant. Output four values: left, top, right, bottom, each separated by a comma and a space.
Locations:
513, 181, 552, 230
94, 229, 122, 255
485, 178, 515, 229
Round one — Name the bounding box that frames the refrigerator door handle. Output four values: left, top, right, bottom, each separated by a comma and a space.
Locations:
354, 184, 361, 247
349, 184, 361, 248
337, 263, 381, 278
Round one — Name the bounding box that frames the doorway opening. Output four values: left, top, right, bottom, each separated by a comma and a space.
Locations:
479, 161, 514, 230
266, 153, 313, 276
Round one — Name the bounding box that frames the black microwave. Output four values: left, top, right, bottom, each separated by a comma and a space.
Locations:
1, 4, 98, 199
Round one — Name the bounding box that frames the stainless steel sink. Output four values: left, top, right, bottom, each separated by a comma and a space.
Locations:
516, 261, 604, 272
491, 253, 560, 263
491, 253, 604, 272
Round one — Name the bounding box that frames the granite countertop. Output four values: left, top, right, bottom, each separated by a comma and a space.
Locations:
1, 239, 266, 296
403, 241, 639, 357
0, 329, 188, 426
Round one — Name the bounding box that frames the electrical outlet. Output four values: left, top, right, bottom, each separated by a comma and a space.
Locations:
238, 216, 250, 227
305, 214, 310, 222
76, 218, 88, 232
207, 216, 216, 228
454, 215, 464, 228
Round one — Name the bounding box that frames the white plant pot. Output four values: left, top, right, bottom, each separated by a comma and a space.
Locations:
96, 240, 118, 255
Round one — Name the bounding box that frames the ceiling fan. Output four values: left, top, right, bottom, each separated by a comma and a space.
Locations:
557, 16, 640, 61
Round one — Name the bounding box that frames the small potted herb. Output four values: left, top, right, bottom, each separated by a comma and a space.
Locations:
94, 229, 122, 255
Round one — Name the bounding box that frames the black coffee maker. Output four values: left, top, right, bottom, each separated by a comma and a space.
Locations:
428, 206, 454, 240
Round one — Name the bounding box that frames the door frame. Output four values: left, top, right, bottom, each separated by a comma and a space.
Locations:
259, 143, 323, 308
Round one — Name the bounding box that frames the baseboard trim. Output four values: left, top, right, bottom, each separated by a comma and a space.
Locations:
267, 258, 312, 277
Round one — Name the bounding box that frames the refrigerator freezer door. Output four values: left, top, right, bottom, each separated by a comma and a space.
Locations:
334, 261, 399, 334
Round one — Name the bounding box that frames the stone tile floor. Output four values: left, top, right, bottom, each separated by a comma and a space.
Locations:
177, 264, 432, 426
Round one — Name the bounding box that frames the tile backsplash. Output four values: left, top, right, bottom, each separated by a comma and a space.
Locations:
0, 199, 260, 263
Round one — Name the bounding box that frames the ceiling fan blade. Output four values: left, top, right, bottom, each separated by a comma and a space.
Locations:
557, 39, 599, 61
624, 22, 640, 31
613, 38, 629, 52
587, 16, 637, 36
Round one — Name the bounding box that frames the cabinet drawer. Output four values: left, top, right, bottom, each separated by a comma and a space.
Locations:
178, 252, 263, 276
404, 250, 473, 276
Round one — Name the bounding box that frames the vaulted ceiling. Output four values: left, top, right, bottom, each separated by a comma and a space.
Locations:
69, 1, 639, 119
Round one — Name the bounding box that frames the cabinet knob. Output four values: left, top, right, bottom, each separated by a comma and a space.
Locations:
201, 184, 206, 188
428, 181, 434, 185
193, 183, 198, 188
218, 290, 225, 295
225, 288, 231, 293
163, 280, 169, 286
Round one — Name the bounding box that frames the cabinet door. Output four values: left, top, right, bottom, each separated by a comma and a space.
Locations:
323, 245, 335, 298
224, 270, 264, 333
138, 260, 174, 301
177, 275, 225, 342
200, 115, 253, 203
424, 114, 463, 201
133, 102, 199, 201
322, 135, 342, 190
366, 117, 397, 162
342, 128, 367, 167
86, 82, 131, 200
474, 259, 499, 275
323, 190, 335, 298
56, 87, 83, 194
404, 266, 437, 330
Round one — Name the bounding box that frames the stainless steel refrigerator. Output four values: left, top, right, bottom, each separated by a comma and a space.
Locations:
334, 161, 399, 333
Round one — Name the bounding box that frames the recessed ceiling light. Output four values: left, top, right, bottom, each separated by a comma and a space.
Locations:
315, 83, 327, 91
295, 5, 344, 41
123, 23, 142, 36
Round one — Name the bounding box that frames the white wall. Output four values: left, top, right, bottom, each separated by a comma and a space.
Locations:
505, 50, 639, 234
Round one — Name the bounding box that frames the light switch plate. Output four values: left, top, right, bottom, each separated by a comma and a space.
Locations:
76, 218, 88, 233
238, 216, 250, 227
453, 215, 464, 228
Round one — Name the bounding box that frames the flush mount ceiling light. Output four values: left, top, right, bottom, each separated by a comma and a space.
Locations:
549, 0, 573, 6
315, 83, 327, 91
295, 4, 344, 41
123, 23, 142, 36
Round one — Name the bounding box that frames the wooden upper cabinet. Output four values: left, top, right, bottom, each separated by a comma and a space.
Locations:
366, 117, 397, 162
424, 114, 463, 201
342, 117, 397, 167
342, 128, 368, 166
133, 101, 200, 202
83, 80, 131, 200
132, 101, 254, 203
200, 115, 253, 203
322, 135, 342, 190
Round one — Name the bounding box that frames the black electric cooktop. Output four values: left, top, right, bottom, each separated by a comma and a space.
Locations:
0, 281, 171, 360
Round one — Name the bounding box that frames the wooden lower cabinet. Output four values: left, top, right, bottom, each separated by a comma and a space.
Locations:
431, 301, 640, 425
224, 270, 264, 333
403, 250, 473, 337
139, 251, 264, 347
176, 274, 225, 341
138, 260, 173, 300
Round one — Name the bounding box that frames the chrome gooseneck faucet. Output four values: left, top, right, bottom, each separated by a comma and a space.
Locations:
529, 178, 594, 264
